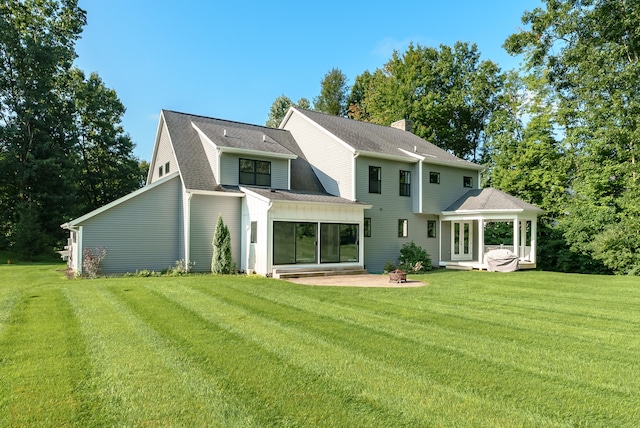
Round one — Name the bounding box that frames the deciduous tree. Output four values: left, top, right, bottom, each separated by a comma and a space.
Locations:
313, 68, 349, 117
348, 43, 504, 161
505, 0, 640, 274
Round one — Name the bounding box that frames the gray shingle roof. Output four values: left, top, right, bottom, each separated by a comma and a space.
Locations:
163, 110, 218, 191
291, 108, 481, 169
243, 187, 367, 206
162, 110, 327, 194
191, 117, 296, 157
444, 188, 545, 213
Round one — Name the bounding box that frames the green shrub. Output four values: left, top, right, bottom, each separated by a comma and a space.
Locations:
398, 241, 432, 273
212, 214, 235, 274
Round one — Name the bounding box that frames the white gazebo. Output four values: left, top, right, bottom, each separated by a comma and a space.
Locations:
439, 188, 545, 270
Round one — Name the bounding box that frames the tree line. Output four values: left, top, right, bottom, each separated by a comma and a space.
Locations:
268, 0, 640, 275
0, 0, 147, 258
3, 0, 638, 275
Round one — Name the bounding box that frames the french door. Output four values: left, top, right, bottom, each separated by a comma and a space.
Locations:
451, 221, 473, 261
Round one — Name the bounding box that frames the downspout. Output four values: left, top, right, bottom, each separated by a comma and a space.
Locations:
352, 152, 359, 201
185, 192, 193, 272
266, 201, 274, 276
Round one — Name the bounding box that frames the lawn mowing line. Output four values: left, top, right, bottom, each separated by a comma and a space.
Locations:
358, 290, 640, 356
64, 284, 259, 427
208, 281, 640, 400
149, 283, 579, 427
0, 285, 93, 427
129, 283, 410, 427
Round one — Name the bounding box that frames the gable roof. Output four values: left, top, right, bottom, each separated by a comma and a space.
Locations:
286, 108, 482, 170
162, 110, 218, 191
160, 110, 327, 194
444, 188, 545, 213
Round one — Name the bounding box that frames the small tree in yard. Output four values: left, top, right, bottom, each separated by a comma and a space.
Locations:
399, 241, 432, 273
212, 214, 234, 274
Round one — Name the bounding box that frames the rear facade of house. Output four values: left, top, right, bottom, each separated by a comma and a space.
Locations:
63, 107, 542, 275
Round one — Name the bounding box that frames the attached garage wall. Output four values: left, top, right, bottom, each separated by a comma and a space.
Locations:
189, 194, 242, 272
80, 175, 183, 273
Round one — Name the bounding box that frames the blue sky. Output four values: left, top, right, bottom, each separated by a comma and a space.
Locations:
74, 0, 542, 161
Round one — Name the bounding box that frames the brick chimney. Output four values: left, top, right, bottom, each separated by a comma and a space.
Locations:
391, 119, 412, 132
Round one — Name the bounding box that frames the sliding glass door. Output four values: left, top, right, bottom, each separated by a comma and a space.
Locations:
273, 222, 359, 265
273, 222, 317, 265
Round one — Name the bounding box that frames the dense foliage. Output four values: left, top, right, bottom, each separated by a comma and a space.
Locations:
496, 0, 640, 274
0, 0, 145, 258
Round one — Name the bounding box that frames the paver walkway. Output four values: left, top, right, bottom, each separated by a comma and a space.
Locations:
284, 274, 427, 288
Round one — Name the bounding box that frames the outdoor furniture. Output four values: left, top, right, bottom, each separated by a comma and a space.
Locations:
389, 269, 407, 283
485, 249, 519, 272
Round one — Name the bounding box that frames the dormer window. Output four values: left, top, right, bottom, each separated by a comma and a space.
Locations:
240, 158, 271, 186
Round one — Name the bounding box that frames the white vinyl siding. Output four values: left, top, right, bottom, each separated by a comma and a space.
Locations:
422, 163, 478, 214
282, 112, 354, 199
79, 175, 183, 273
189, 194, 242, 272
150, 121, 176, 183
219, 153, 288, 189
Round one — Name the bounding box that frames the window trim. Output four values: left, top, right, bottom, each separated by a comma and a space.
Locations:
429, 171, 440, 184
250, 221, 257, 243
463, 176, 473, 188
369, 166, 381, 194
398, 219, 408, 238
165, 162, 170, 174
364, 218, 371, 237
158, 165, 163, 177
240, 158, 272, 187
399, 170, 411, 197
427, 220, 436, 238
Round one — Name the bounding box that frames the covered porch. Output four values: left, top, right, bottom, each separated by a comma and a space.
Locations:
438, 188, 544, 271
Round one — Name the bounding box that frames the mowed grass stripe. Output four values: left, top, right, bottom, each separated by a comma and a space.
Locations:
0, 284, 93, 427
188, 278, 639, 425
148, 281, 570, 427
64, 282, 258, 427
206, 279, 638, 394
112, 282, 405, 427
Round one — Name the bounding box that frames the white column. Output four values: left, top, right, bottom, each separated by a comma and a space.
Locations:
478, 218, 485, 268
512, 217, 519, 258
531, 219, 537, 264
520, 220, 527, 260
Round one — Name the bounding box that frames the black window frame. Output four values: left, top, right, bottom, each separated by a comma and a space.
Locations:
240, 158, 272, 187
364, 218, 371, 237
250, 221, 258, 243
165, 162, 170, 174
399, 170, 411, 197
158, 165, 163, 177
429, 171, 440, 184
369, 166, 381, 194
463, 176, 473, 188
398, 219, 408, 238
427, 220, 436, 238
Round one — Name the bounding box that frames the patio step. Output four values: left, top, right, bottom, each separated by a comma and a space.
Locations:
273, 266, 367, 279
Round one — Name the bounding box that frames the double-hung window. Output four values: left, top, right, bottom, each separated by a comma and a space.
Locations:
369, 166, 381, 194
240, 158, 271, 186
399, 170, 411, 196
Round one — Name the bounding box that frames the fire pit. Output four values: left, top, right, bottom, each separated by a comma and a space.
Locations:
389, 269, 406, 283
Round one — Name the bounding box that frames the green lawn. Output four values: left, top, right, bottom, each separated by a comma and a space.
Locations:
1, 263, 639, 427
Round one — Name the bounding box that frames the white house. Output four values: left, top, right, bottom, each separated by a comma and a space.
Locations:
62, 108, 543, 275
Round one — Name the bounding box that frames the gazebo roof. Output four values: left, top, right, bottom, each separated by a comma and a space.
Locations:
443, 188, 544, 214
